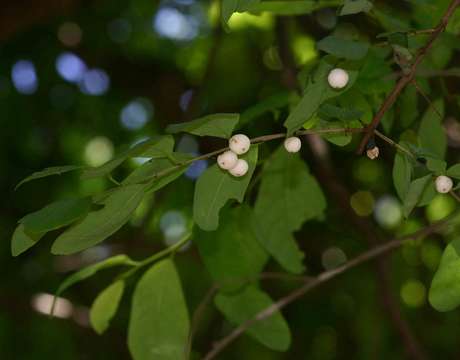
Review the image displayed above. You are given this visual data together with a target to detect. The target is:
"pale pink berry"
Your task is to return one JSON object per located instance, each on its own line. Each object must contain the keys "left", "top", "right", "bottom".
{"left": 284, "top": 137, "right": 302, "bottom": 153}
{"left": 435, "top": 175, "right": 453, "bottom": 194}
{"left": 229, "top": 159, "right": 249, "bottom": 177}
{"left": 229, "top": 134, "right": 251, "bottom": 155}
{"left": 217, "top": 150, "right": 238, "bottom": 170}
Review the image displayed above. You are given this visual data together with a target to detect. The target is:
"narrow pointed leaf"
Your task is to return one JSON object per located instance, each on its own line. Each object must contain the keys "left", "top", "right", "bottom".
{"left": 15, "top": 165, "right": 82, "bottom": 190}
{"left": 418, "top": 99, "right": 446, "bottom": 159}
{"left": 81, "top": 136, "right": 174, "bottom": 180}
{"left": 403, "top": 175, "right": 432, "bottom": 218}
{"left": 11, "top": 224, "right": 44, "bottom": 257}
{"left": 393, "top": 151, "right": 412, "bottom": 201}
{"left": 20, "top": 198, "right": 91, "bottom": 234}
{"left": 90, "top": 281, "right": 125, "bottom": 334}
{"left": 52, "top": 185, "right": 146, "bottom": 254}
{"left": 317, "top": 36, "right": 369, "bottom": 60}
{"left": 166, "top": 113, "right": 239, "bottom": 139}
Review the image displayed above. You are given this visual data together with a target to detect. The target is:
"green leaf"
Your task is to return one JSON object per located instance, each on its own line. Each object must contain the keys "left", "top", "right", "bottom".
{"left": 393, "top": 151, "right": 412, "bottom": 201}
{"left": 403, "top": 175, "right": 432, "bottom": 218}
{"left": 284, "top": 59, "right": 359, "bottom": 135}
{"left": 316, "top": 119, "right": 361, "bottom": 147}
{"left": 222, "top": 0, "right": 259, "bottom": 26}
{"left": 247, "top": 0, "right": 342, "bottom": 15}
{"left": 418, "top": 99, "right": 446, "bottom": 159}
{"left": 81, "top": 136, "right": 174, "bottom": 180}
{"left": 55, "top": 255, "right": 136, "bottom": 299}
{"left": 317, "top": 36, "right": 369, "bottom": 60}
{"left": 339, "top": 0, "right": 372, "bottom": 15}
{"left": 128, "top": 259, "right": 189, "bottom": 360}
{"left": 11, "top": 224, "right": 44, "bottom": 257}
{"left": 318, "top": 103, "right": 363, "bottom": 121}
{"left": 215, "top": 285, "right": 291, "bottom": 351}
{"left": 20, "top": 198, "right": 91, "bottom": 234}
{"left": 51, "top": 184, "right": 146, "bottom": 254}
{"left": 166, "top": 113, "right": 239, "bottom": 139}
{"left": 193, "top": 147, "right": 258, "bottom": 231}
{"left": 399, "top": 86, "right": 418, "bottom": 128}
{"left": 253, "top": 147, "right": 326, "bottom": 273}
{"left": 15, "top": 165, "right": 82, "bottom": 190}
{"left": 447, "top": 164, "right": 460, "bottom": 179}
{"left": 122, "top": 153, "right": 192, "bottom": 190}
{"left": 195, "top": 206, "right": 268, "bottom": 291}
{"left": 426, "top": 158, "right": 447, "bottom": 174}
{"left": 429, "top": 238, "right": 460, "bottom": 311}
{"left": 239, "top": 91, "right": 291, "bottom": 128}
{"left": 90, "top": 281, "right": 125, "bottom": 334}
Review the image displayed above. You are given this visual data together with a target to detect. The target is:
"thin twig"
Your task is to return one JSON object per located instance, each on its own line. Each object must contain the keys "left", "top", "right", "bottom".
{"left": 411, "top": 79, "right": 443, "bottom": 119}
{"left": 203, "top": 214, "right": 456, "bottom": 359}
{"left": 357, "top": 0, "right": 460, "bottom": 154}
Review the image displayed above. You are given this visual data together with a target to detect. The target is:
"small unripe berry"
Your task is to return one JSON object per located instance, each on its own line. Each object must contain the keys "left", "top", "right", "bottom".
{"left": 228, "top": 159, "right": 248, "bottom": 177}
{"left": 284, "top": 137, "right": 302, "bottom": 153}
{"left": 435, "top": 175, "right": 453, "bottom": 194}
{"left": 217, "top": 150, "right": 238, "bottom": 170}
{"left": 327, "top": 68, "right": 349, "bottom": 89}
{"left": 229, "top": 134, "right": 251, "bottom": 155}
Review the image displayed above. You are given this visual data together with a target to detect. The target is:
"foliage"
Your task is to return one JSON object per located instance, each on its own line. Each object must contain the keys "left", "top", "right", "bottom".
{"left": 4, "top": 0, "right": 460, "bottom": 359}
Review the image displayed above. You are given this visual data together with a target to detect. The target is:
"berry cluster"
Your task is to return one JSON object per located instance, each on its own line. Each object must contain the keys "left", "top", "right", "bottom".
{"left": 218, "top": 134, "right": 304, "bottom": 177}
{"left": 217, "top": 134, "right": 251, "bottom": 177}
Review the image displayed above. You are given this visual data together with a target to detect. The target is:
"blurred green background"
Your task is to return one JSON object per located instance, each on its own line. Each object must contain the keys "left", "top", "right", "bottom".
{"left": 2, "top": 0, "right": 460, "bottom": 359}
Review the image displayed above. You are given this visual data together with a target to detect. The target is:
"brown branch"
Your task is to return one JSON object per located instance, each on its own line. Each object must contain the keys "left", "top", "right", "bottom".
{"left": 357, "top": 0, "right": 460, "bottom": 154}
{"left": 203, "top": 214, "right": 455, "bottom": 360}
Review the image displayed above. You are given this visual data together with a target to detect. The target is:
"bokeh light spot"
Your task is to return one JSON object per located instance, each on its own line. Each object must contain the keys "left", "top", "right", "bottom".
{"left": 350, "top": 191, "right": 375, "bottom": 217}
{"left": 185, "top": 159, "right": 207, "bottom": 180}
{"left": 374, "top": 195, "right": 402, "bottom": 229}
{"left": 153, "top": 7, "right": 199, "bottom": 41}
{"left": 80, "top": 69, "right": 110, "bottom": 95}
{"left": 228, "top": 12, "right": 274, "bottom": 30}
{"left": 84, "top": 136, "right": 114, "bottom": 167}
{"left": 321, "top": 247, "right": 347, "bottom": 270}
{"left": 293, "top": 35, "right": 317, "bottom": 65}
{"left": 421, "top": 241, "right": 442, "bottom": 270}
{"left": 107, "top": 18, "right": 132, "bottom": 43}
{"left": 58, "top": 22, "right": 82, "bottom": 47}
{"left": 56, "top": 52, "right": 86, "bottom": 83}
{"left": 120, "top": 98, "right": 153, "bottom": 130}
{"left": 426, "top": 194, "right": 456, "bottom": 222}
{"left": 401, "top": 280, "right": 426, "bottom": 308}
{"left": 11, "top": 60, "right": 38, "bottom": 94}
{"left": 177, "top": 135, "right": 199, "bottom": 154}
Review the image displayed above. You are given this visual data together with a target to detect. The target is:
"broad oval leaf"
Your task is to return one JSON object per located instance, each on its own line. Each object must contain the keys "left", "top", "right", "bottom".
{"left": 15, "top": 165, "right": 83, "bottom": 190}
{"left": 430, "top": 238, "right": 460, "bottom": 311}
{"left": 393, "top": 151, "right": 412, "bottom": 201}
{"left": 247, "top": 0, "right": 341, "bottom": 15}
{"left": 418, "top": 99, "right": 446, "bottom": 159}
{"left": 11, "top": 224, "right": 44, "bottom": 257}
{"left": 317, "top": 36, "right": 369, "bottom": 60}
{"left": 90, "top": 280, "right": 125, "bottom": 334}
{"left": 166, "top": 113, "right": 239, "bottom": 139}
{"left": 340, "top": 0, "right": 373, "bottom": 15}
{"left": 20, "top": 198, "right": 91, "bottom": 234}
{"left": 403, "top": 175, "right": 432, "bottom": 218}
{"left": 51, "top": 184, "right": 147, "bottom": 254}
{"left": 193, "top": 146, "right": 258, "bottom": 231}
{"left": 447, "top": 164, "right": 460, "bottom": 179}
{"left": 195, "top": 206, "right": 268, "bottom": 291}
{"left": 128, "top": 259, "right": 189, "bottom": 360}
{"left": 253, "top": 146, "right": 325, "bottom": 273}
{"left": 215, "top": 285, "right": 291, "bottom": 351}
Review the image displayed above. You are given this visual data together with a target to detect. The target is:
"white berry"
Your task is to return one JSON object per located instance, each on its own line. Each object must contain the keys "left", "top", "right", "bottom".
{"left": 229, "top": 134, "right": 251, "bottom": 155}
{"left": 284, "top": 137, "right": 302, "bottom": 153}
{"left": 327, "top": 68, "right": 349, "bottom": 89}
{"left": 217, "top": 150, "right": 238, "bottom": 170}
{"left": 435, "top": 175, "right": 453, "bottom": 194}
{"left": 228, "top": 159, "right": 248, "bottom": 177}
